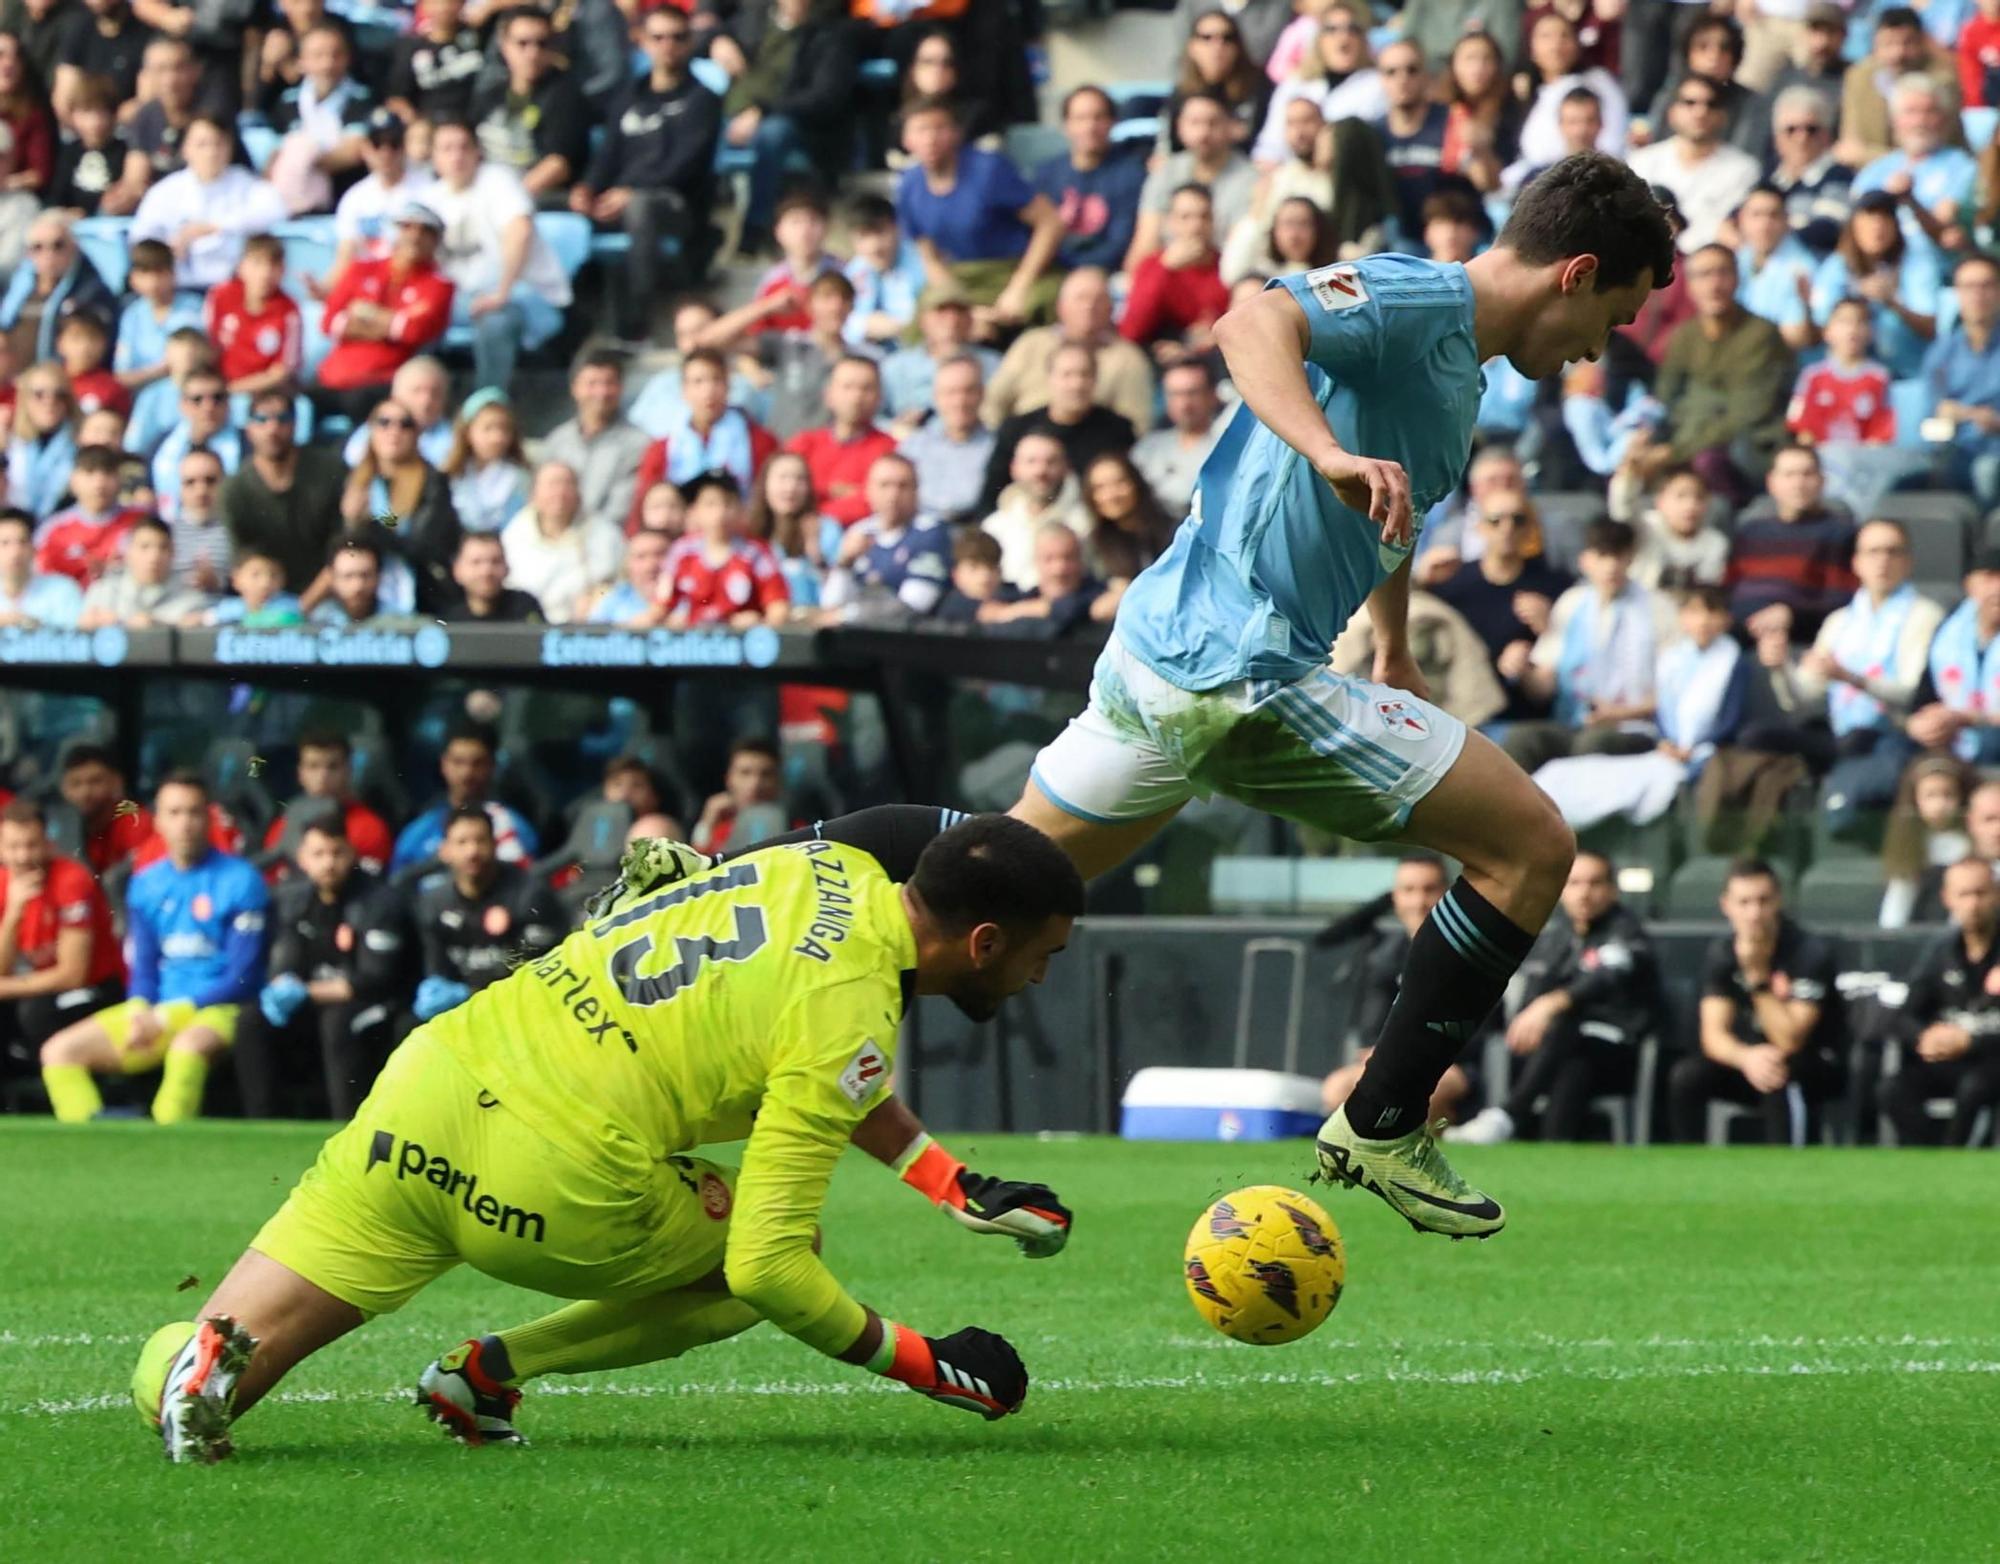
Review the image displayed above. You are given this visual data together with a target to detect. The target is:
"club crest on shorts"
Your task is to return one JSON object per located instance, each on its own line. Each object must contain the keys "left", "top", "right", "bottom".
{"left": 1306, "top": 263, "right": 1368, "bottom": 312}
{"left": 1375, "top": 699, "right": 1428, "bottom": 738}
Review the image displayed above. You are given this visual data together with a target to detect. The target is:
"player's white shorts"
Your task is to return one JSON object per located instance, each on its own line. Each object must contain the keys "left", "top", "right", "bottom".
{"left": 1030, "top": 634, "right": 1467, "bottom": 841}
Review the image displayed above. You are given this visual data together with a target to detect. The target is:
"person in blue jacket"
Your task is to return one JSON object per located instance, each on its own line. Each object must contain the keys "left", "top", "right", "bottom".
{"left": 40, "top": 771, "right": 268, "bottom": 1123}
{"left": 388, "top": 719, "right": 540, "bottom": 876}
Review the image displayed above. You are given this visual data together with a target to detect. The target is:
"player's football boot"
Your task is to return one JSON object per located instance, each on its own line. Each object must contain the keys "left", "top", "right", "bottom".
{"left": 1314, "top": 1106, "right": 1506, "bottom": 1240}
{"left": 417, "top": 1336, "right": 524, "bottom": 1447}
{"left": 582, "top": 837, "right": 715, "bottom": 921}
{"left": 156, "top": 1315, "right": 258, "bottom": 1463}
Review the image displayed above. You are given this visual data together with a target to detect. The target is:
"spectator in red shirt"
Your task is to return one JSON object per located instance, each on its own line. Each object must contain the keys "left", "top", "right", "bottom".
{"left": 1962, "top": 0, "right": 2000, "bottom": 110}
{"left": 54, "top": 312, "right": 127, "bottom": 418}
{"left": 1118, "top": 183, "right": 1229, "bottom": 363}
{"left": 1787, "top": 296, "right": 1896, "bottom": 444}
{"left": 783, "top": 355, "right": 896, "bottom": 526}
{"left": 690, "top": 736, "right": 791, "bottom": 856}
{"left": 207, "top": 234, "right": 304, "bottom": 399}
{"left": 628, "top": 348, "right": 779, "bottom": 530}
{"left": 653, "top": 469, "right": 791, "bottom": 629}
{"left": 33, "top": 444, "right": 143, "bottom": 585}
{"left": 316, "top": 201, "right": 455, "bottom": 418}
{"left": 260, "top": 730, "right": 395, "bottom": 877}
{"left": 0, "top": 797, "right": 124, "bottom": 1068}
{"left": 711, "top": 190, "right": 840, "bottom": 339}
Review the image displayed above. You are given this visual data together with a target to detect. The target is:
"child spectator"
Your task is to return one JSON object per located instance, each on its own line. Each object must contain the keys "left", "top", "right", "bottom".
{"left": 114, "top": 240, "right": 203, "bottom": 398}
{"left": 975, "top": 520, "right": 1108, "bottom": 635}
{"left": 1631, "top": 464, "right": 1730, "bottom": 590}
{"left": 690, "top": 737, "right": 790, "bottom": 857}
{"left": 47, "top": 74, "right": 128, "bottom": 216}
{"left": 125, "top": 326, "right": 214, "bottom": 461}
{"left": 78, "top": 514, "right": 210, "bottom": 626}
{"left": 1879, "top": 755, "right": 1974, "bottom": 928}
{"left": 936, "top": 526, "right": 1018, "bottom": 625}
{"left": 653, "top": 470, "right": 789, "bottom": 630}
{"left": 54, "top": 311, "right": 125, "bottom": 417}
{"left": 1118, "top": 183, "right": 1228, "bottom": 362}
{"left": 842, "top": 193, "right": 926, "bottom": 350}
{"left": 745, "top": 452, "right": 833, "bottom": 606}
{"left": 205, "top": 233, "right": 303, "bottom": 399}
{"left": 33, "top": 442, "right": 143, "bottom": 583}
{"left": 0, "top": 506, "right": 84, "bottom": 626}
{"left": 728, "top": 191, "right": 839, "bottom": 339}
{"left": 442, "top": 388, "right": 530, "bottom": 535}
{"left": 199, "top": 549, "right": 303, "bottom": 626}
{"left": 1789, "top": 297, "right": 1896, "bottom": 445}
{"left": 635, "top": 480, "right": 687, "bottom": 539}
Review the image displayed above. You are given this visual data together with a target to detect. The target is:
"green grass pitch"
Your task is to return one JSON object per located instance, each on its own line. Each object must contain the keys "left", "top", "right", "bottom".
{"left": 5, "top": 1121, "right": 2000, "bottom": 1563}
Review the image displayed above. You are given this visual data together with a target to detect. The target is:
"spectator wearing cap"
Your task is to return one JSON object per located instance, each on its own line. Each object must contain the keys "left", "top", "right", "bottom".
{"left": 316, "top": 201, "right": 456, "bottom": 418}
{"left": 1850, "top": 74, "right": 1978, "bottom": 254}
{"left": 880, "top": 286, "right": 999, "bottom": 424}
{"left": 383, "top": 0, "right": 486, "bottom": 158}
{"left": 1766, "top": 84, "right": 1853, "bottom": 256}
{"left": 0, "top": 210, "right": 115, "bottom": 365}
{"left": 784, "top": 355, "right": 897, "bottom": 527}
{"left": 1921, "top": 252, "right": 2000, "bottom": 506}
{"left": 982, "top": 267, "right": 1157, "bottom": 435}
{"left": 263, "top": 22, "right": 377, "bottom": 216}
{"left": 130, "top": 116, "right": 288, "bottom": 291}
{"left": 897, "top": 352, "right": 995, "bottom": 526}
{"left": 469, "top": 6, "right": 589, "bottom": 207}
{"left": 541, "top": 350, "right": 650, "bottom": 536}
{"left": 898, "top": 95, "right": 1066, "bottom": 333}
{"left": 714, "top": 0, "right": 862, "bottom": 248}
{"left": 629, "top": 347, "right": 779, "bottom": 528}
{"left": 1033, "top": 85, "right": 1148, "bottom": 275}
{"left": 1835, "top": 7, "right": 1964, "bottom": 171}
{"left": 425, "top": 118, "right": 572, "bottom": 393}
{"left": 568, "top": 6, "right": 721, "bottom": 341}
{"left": 499, "top": 461, "right": 622, "bottom": 624}
{"left": 1130, "top": 358, "right": 1226, "bottom": 519}
{"left": 330, "top": 109, "right": 438, "bottom": 282}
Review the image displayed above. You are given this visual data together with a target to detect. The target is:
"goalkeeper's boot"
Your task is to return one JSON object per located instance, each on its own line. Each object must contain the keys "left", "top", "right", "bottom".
{"left": 1314, "top": 1105, "right": 1505, "bottom": 1240}
{"left": 157, "top": 1315, "right": 257, "bottom": 1463}
{"left": 583, "top": 837, "right": 715, "bottom": 921}
{"left": 417, "top": 1336, "right": 524, "bottom": 1446}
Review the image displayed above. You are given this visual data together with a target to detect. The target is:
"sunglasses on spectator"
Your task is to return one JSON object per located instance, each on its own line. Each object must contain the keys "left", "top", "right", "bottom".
{"left": 374, "top": 414, "right": 417, "bottom": 430}
{"left": 247, "top": 410, "right": 293, "bottom": 424}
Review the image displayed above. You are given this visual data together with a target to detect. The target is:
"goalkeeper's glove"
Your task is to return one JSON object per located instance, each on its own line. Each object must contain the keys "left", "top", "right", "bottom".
{"left": 868, "top": 1322, "right": 1027, "bottom": 1421}
{"left": 896, "top": 1135, "right": 1072, "bottom": 1258}
{"left": 413, "top": 975, "right": 472, "bottom": 1020}
{"left": 259, "top": 974, "right": 309, "bottom": 1027}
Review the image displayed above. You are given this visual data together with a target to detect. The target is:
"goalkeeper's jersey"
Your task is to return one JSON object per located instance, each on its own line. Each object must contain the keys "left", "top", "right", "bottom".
{"left": 427, "top": 840, "right": 912, "bottom": 1351}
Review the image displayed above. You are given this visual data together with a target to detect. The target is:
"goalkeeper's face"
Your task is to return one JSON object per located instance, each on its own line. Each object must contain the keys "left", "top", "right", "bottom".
{"left": 945, "top": 915, "right": 1074, "bottom": 1021}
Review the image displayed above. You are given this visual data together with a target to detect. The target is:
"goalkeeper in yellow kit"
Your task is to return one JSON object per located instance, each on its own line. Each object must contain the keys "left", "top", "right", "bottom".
{"left": 135, "top": 813, "right": 1084, "bottom": 1463}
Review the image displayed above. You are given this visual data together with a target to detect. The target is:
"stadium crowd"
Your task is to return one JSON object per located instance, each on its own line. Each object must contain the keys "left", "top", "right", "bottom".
{"left": 2, "top": 0, "right": 2000, "bottom": 1137}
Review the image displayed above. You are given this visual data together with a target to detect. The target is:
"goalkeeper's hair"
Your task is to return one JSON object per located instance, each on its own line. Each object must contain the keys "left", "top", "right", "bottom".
{"left": 910, "top": 815, "right": 1084, "bottom": 935}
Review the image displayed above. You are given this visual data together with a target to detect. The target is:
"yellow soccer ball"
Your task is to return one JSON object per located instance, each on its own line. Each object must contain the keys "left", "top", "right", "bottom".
{"left": 1184, "top": 1185, "right": 1345, "bottom": 1345}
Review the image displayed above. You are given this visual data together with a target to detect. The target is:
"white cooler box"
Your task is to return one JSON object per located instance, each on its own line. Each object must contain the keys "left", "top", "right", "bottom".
{"left": 1120, "top": 1067, "right": 1325, "bottom": 1141}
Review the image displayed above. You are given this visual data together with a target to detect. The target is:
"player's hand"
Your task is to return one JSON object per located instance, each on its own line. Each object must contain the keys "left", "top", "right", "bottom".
{"left": 878, "top": 1324, "right": 1028, "bottom": 1420}
{"left": 1317, "top": 449, "right": 1412, "bottom": 547}
{"left": 260, "top": 974, "right": 309, "bottom": 1027}
{"left": 1372, "top": 644, "right": 1429, "bottom": 702}
{"left": 944, "top": 1170, "right": 1073, "bottom": 1258}
{"left": 414, "top": 976, "right": 472, "bottom": 1021}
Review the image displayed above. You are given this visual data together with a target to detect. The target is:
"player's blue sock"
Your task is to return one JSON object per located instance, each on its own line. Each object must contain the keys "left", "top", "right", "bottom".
{"left": 1343, "top": 878, "right": 1536, "bottom": 1139}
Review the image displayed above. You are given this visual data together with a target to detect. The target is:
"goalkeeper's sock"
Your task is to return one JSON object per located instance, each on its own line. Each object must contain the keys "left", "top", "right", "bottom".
{"left": 1342, "top": 877, "right": 1535, "bottom": 1139}
{"left": 150, "top": 1050, "right": 211, "bottom": 1125}
{"left": 719, "top": 804, "right": 969, "bottom": 879}
{"left": 493, "top": 1290, "right": 760, "bottom": 1381}
{"left": 42, "top": 1063, "right": 101, "bottom": 1123}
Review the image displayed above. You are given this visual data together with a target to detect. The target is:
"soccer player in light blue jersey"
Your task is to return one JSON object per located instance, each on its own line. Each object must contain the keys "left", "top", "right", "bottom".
{"left": 1016, "top": 154, "right": 1678, "bottom": 1238}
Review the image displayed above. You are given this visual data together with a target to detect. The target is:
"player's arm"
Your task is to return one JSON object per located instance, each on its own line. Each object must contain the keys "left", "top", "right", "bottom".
{"left": 1748, "top": 987, "right": 1821, "bottom": 1057}
{"left": 0, "top": 925, "right": 92, "bottom": 998}
{"left": 1697, "top": 995, "right": 1754, "bottom": 1067}
{"left": 127, "top": 893, "right": 162, "bottom": 1005}
{"left": 1210, "top": 283, "right": 1412, "bottom": 544}
{"left": 726, "top": 986, "right": 1027, "bottom": 1418}
{"left": 1364, "top": 556, "right": 1426, "bottom": 698}
{"left": 849, "top": 1094, "right": 1072, "bottom": 1257}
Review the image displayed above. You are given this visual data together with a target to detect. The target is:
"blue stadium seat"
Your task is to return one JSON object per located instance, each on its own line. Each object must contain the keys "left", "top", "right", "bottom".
{"left": 72, "top": 216, "right": 130, "bottom": 294}
{"left": 534, "top": 211, "right": 592, "bottom": 279}
{"left": 271, "top": 217, "right": 337, "bottom": 291}
{"left": 1110, "top": 116, "right": 1159, "bottom": 145}
{"left": 239, "top": 123, "right": 281, "bottom": 173}
{"left": 1966, "top": 107, "right": 1997, "bottom": 150}
{"left": 1103, "top": 80, "right": 1169, "bottom": 120}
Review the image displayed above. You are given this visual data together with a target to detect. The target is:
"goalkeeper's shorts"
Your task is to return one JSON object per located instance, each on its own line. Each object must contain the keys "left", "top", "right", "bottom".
{"left": 252, "top": 1028, "right": 738, "bottom": 1317}
{"left": 99, "top": 997, "right": 241, "bottom": 1070}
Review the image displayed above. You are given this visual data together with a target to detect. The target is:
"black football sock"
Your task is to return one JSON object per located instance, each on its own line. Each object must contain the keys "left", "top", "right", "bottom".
{"left": 1341, "top": 877, "right": 1538, "bottom": 1139}
{"left": 717, "top": 804, "right": 970, "bottom": 880}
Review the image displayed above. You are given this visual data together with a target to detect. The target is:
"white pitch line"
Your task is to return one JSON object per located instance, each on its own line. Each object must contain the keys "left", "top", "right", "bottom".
{"left": 13, "top": 1355, "right": 2000, "bottom": 1420}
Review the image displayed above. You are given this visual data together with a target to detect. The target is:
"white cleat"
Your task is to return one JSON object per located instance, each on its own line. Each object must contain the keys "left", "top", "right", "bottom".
{"left": 159, "top": 1315, "right": 257, "bottom": 1464}
{"left": 1443, "top": 1106, "right": 1517, "bottom": 1146}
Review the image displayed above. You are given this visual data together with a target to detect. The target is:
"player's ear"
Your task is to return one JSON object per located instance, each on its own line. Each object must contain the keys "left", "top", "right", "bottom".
{"left": 967, "top": 921, "right": 1003, "bottom": 968}
{"left": 1559, "top": 255, "right": 1600, "bottom": 295}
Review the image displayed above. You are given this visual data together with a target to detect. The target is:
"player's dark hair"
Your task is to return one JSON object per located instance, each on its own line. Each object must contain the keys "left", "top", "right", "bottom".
{"left": 1582, "top": 518, "right": 1637, "bottom": 556}
{"left": 1497, "top": 152, "right": 1677, "bottom": 293}
{"left": 298, "top": 729, "right": 351, "bottom": 758}
{"left": 444, "top": 719, "right": 498, "bottom": 756}
{"left": 1725, "top": 856, "right": 1781, "bottom": 889}
{"left": 61, "top": 743, "right": 118, "bottom": 775}
{"left": 1, "top": 796, "right": 45, "bottom": 828}
{"left": 909, "top": 814, "right": 1086, "bottom": 935}
{"left": 444, "top": 803, "right": 495, "bottom": 837}
{"left": 156, "top": 768, "right": 209, "bottom": 805}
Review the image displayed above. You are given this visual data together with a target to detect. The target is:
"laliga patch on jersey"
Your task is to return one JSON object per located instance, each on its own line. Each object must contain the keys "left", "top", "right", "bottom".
{"left": 1306, "top": 263, "right": 1368, "bottom": 312}
{"left": 838, "top": 1038, "right": 889, "bottom": 1104}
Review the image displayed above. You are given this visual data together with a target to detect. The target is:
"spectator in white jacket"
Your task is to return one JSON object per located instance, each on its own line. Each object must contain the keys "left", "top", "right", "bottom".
{"left": 130, "top": 118, "right": 289, "bottom": 291}
{"left": 498, "top": 461, "right": 622, "bottom": 624}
